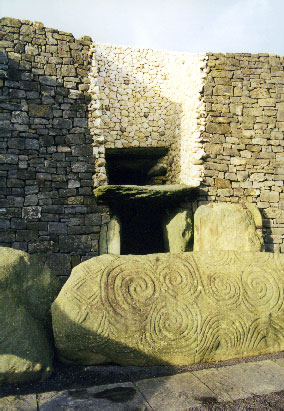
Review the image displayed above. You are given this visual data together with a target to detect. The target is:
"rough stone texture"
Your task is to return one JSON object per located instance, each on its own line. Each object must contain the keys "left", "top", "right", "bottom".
{"left": 194, "top": 203, "right": 264, "bottom": 252}
{"left": 192, "top": 360, "right": 284, "bottom": 402}
{"left": 99, "top": 215, "right": 121, "bottom": 255}
{"left": 37, "top": 382, "right": 149, "bottom": 410}
{"left": 52, "top": 251, "right": 284, "bottom": 366}
{"left": 0, "top": 394, "right": 37, "bottom": 410}
{"left": 89, "top": 44, "right": 206, "bottom": 187}
{"left": 200, "top": 53, "right": 284, "bottom": 253}
{"left": 0, "top": 17, "right": 100, "bottom": 266}
{"left": 107, "top": 215, "right": 121, "bottom": 255}
{"left": 163, "top": 207, "right": 193, "bottom": 252}
{"left": 94, "top": 184, "right": 195, "bottom": 204}
{"left": 1, "top": 17, "right": 284, "bottom": 262}
{"left": 0, "top": 247, "right": 60, "bottom": 384}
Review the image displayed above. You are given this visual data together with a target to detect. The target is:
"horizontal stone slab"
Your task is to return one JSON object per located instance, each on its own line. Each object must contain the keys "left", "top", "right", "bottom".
{"left": 93, "top": 184, "right": 195, "bottom": 204}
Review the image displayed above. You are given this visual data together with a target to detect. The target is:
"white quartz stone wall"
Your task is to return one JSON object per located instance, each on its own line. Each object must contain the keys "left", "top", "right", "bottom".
{"left": 88, "top": 43, "right": 206, "bottom": 186}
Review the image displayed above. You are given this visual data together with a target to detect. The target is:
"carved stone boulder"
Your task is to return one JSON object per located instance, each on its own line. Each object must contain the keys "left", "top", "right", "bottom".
{"left": 194, "top": 203, "right": 264, "bottom": 251}
{"left": 0, "top": 247, "right": 60, "bottom": 385}
{"left": 52, "top": 251, "right": 284, "bottom": 366}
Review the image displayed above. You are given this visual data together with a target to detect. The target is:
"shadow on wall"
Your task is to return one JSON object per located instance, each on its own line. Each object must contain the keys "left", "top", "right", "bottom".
{"left": 0, "top": 50, "right": 101, "bottom": 271}
{"left": 91, "top": 47, "right": 183, "bottom": 187}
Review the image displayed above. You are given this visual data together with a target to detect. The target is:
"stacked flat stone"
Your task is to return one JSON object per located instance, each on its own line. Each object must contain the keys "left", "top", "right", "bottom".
{"left": 199, "top": 53, "right": 284, "bottom": 253}
{"left": 1, "top": 17, "right": 284, "bottom": 264}
{"left": 0, "top": 17, "right": 102, "bottom": 280}
{"left": 89, "top": 43, "right": 207, "bottom": 187}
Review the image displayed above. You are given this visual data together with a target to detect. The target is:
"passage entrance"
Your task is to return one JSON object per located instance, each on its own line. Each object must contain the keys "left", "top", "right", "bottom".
{"left": 118, "top": 203, "right": 164, "bottom": 255}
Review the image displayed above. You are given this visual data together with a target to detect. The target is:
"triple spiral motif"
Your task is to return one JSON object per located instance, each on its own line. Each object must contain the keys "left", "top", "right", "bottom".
{"left": 56, "top": 251, "right": 284, "bottom": 364}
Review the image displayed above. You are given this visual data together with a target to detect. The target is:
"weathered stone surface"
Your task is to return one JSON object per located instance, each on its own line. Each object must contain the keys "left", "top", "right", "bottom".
{"left": 0, "top": 247, "right": 60, "bottom": 385}
{"left": 163, "top": 208, "right": 193, "bottom": 252}
{"left": 107, "top": 216, "right": 121, "bottom": 255}
{"left": 0, "top": 17, "right": 95, "bottom": 260}
{"left": 99, "top": 216, "right": 121, "bottom": 255}
{"left": 52, "top": 251, "right": 284, "bottom": 366}
{"left": 193, "top": 360, "right": 284, "bottom": 402}
{"left": 37, "top": 382, "right": 148, "bottom": 410}
{"left": 0, "top": 394, "right": 37, "bottom": 410}
{"left": 94, "top": 185, "right": 195, "bottom": 204}
{"left": 194, "top": 203, "right": 264, "bottom": 252}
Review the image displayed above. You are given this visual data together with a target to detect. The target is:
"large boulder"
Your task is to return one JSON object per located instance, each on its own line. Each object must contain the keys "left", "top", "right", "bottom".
{"left": 0, "top": 247, "right": 61, "bottom": 385}
{"left": 52, "top": 251, "right": 284, "bottom": 366}
{"left": 194, "top": 203, "right": 264, "bottom": 251}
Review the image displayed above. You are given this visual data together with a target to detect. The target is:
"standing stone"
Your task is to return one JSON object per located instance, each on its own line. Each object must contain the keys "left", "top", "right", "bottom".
{"left": 108, "top": 216, "right": 121, "bottom": 255}
{"left": 99, "top": 216, "right": 121, "bottom": 255}
{"left": 0, "top": 247, "right": 60, "bottom": 385}
{"left": 193, "top": 203, "right": 264, "bottom": 252}
{"left": 163, "top": 208, "right": 193, "bottom": 252}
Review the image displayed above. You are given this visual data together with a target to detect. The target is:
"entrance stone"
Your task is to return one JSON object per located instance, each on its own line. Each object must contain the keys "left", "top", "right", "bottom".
{"left": 52, "top": 251, "right": 284, "bottom": 366}
{"left": 193, "top": 203, "right": 264, "bottom": 251}
{"left": 0, "top": 247, "right": 60, "bottom": 385}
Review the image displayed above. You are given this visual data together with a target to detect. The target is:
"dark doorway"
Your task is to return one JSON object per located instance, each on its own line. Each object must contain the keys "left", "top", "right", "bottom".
{"left": 118, "top": 203, "right": 165, "bottom": 255}
{"left": 105, "top": 147, "right": 168, "bottom": 185}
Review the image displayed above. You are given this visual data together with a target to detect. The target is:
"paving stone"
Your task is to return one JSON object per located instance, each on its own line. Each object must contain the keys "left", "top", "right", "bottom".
{"left": 37, "top": 382, "right": 150, "bottom": 410}
{"left": 135, "top": 372, "right": 215, "bottom": 410}
{"left": 192, "top": 360, "right": 284, "bottom": 402}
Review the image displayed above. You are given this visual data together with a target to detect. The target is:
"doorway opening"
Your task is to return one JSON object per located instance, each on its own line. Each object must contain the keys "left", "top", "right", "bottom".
{"left": 105, "top": 147, "right": 168, "bottom": 185}
{"left": 118, "top": 203, "right": 165, "bottom": 255}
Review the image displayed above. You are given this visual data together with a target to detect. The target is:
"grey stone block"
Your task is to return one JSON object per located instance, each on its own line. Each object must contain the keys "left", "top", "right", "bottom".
{"left": 22, "top": 206, "right": 42, "bottom": 221}
{"left": 135, "top": 372, "right": 214, "bottom": 409}
{"left": 38, "top": 382, "right": 149, "bottom": 410}
{"left": 192, "top": 360, "right": 284, "bottom": 401}
{"left": 48, "top": 222, "right": 67, "bottom": 234}
{"left": 53, "top": 118, "right": 72, "bottom": 128}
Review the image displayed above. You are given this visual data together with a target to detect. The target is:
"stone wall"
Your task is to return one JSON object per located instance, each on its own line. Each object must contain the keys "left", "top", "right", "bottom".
{"left": 89, "top": 43, "right": 206, "bottom": 186}
{"left": 1, "top": 17, "right": 284, "bottom": 266}
{"left": 199, "top": 53, "right": 284, "bottom": 252}
{"left": 0, "top": 17, "right": 100, "bottom": 280}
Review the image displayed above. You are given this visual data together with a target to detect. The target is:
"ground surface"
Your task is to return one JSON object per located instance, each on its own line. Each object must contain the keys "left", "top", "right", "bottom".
{"left": 2, "top": 351, "right": 284, "bottom": 409}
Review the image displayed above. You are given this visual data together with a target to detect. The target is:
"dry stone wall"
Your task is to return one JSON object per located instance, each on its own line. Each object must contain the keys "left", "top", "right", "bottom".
{"left": 89, "top": 43, "right": 206, "bottom": 186}
{"left": 0, "top": 17, "right": 100, "bottom": 280}
{"left": 199, "top": 53, "right": 284, "bottom": 252}
{"left": 1, "top": 17, "right": 283, "bottom": 265}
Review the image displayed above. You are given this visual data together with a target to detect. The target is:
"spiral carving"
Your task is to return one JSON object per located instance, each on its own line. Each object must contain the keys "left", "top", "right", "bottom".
{"left": 196, "top": 250, "right": 238, "bottom": 268}
{"left": 52, "top": 250, "right": 284, "bottom": 366}
{"left": 242, "top": 267, "right": 283, "bottom": 314}
{"left": 207, "top": 271, "right": 241, "bottom": 307}
{"left": 146, "top": 301, "right": 199, "bottom": 354}
{"left": 100, "top": 259, "right": 158, "bottom": 329}
{"left": 235, "top": 251, "right": 273, "bottom": 266}
{"left": 159, "top": 255, "right": 202, "bottom": 300}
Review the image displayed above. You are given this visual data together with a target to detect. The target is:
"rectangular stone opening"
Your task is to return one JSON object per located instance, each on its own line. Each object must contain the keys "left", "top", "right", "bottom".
{"left": 105, "top": 147, "right": 168, "bottom": 185}
{"left": 119, "top": 203, "right": 165, "bottom": 255}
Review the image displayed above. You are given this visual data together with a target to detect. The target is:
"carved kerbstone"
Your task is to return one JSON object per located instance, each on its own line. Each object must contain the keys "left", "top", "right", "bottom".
{"left": 52, "top": 251, "right": 284, "bottom": 366}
